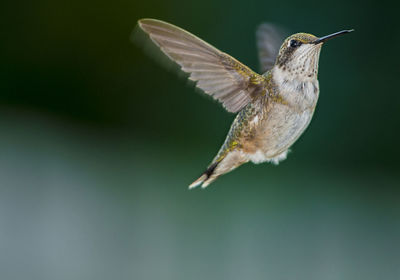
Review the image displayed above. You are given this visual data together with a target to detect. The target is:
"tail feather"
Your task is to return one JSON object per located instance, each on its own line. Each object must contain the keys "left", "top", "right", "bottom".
{"left": 188, "top": 174, "right": 207, "bottom": 189}
{"left": 188, "top": 162, "right": 219, "bottom": 189}
{"left": 200, "top": 177, "right": 216, "bottom": 188}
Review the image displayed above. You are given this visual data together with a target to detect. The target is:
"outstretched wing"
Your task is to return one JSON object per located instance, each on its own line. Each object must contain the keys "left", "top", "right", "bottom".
{"left": 256, "top": 23, "right": 286, "bottom": 73}
{"left": 137, "top": 19, "right": 267, "bottom": 113}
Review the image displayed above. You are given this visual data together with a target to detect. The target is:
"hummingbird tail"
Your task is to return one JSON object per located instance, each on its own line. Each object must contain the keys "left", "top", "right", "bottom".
{"left": 188, "top": 162, "right": 219, "bottom": 189}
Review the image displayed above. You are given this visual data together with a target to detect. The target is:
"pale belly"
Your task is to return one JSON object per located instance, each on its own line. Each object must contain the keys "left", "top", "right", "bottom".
{"left": 244, "top": 71, "right": 319, "bottom": 164}
{"left": 248, "top": 103, "right": 315, "bottom": 163}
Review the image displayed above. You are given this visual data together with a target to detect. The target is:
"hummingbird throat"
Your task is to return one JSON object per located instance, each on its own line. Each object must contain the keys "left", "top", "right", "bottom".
{"left": 272, "top": 64, "right": 320, "bottom": 109}
{"left": 277, "top": 44, "right": 322, "bottom": 80}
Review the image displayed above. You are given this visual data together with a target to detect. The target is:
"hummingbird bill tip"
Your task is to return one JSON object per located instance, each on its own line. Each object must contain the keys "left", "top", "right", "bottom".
{"left": 313, "top": 29, "right": 354, "bottom": 44}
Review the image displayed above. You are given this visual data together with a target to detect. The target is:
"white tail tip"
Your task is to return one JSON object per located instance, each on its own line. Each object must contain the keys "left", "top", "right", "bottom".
{"left": 201, "top": 181, "right": 211, "bottom": 188}
{"left": 188, "top": 174, "right": 207, "bottom": 189}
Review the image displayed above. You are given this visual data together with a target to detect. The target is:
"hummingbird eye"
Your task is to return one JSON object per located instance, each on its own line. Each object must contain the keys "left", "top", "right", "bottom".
{"left": 289, "top": 39, "right": 302, "bottom": 48}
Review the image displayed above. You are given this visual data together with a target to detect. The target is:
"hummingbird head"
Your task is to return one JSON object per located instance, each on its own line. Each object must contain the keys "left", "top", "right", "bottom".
{"left": 275, "top": 30, "right": 353, "bottom": 79}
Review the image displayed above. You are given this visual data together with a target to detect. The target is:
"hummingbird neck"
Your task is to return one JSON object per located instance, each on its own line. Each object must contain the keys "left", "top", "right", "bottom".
{"left": 271, "top": 66, "right": 319, "bottom": 108}
{"left": 272, "top": 65, "right": 318, "bottom": 85}
{"left": 274, "top": 44, "right": 322, "bottom": 80}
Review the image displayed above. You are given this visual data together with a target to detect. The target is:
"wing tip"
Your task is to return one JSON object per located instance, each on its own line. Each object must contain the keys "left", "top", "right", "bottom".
{"left": 138, "top": 18, "right": 175, "bottom": 32}
{"left": 138, "top": 18, "right": 158, "bottom": 25}
{"left": 137, "top": 18, "right": 164, "bottom": 33}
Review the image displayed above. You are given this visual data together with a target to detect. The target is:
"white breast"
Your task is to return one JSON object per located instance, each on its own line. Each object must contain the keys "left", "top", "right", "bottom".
{"left": 248, "top": 67, "right": 320, "bottom": 164}
{"left": 272, "top": 67, "right": 319, "bottom": 109}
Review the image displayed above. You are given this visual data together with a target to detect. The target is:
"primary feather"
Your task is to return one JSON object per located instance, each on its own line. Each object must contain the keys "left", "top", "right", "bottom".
{"left": 138, "top": 19, "right": 267, "bottom": 113}
{"left": 256, "top": 23, "right": 286, "bottom": 73}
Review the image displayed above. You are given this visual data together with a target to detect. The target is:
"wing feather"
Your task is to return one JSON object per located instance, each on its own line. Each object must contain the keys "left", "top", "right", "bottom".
{"left": 138, "top": 19, "right": 267, "bottom": 113}
{"left": 256, "top": 23, "right": 286, "bottom": 73}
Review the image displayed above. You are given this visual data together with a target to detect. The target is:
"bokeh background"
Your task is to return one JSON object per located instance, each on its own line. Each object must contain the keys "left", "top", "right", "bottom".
{"left": 1, "top": 0, "right": 399, "bottom": 279}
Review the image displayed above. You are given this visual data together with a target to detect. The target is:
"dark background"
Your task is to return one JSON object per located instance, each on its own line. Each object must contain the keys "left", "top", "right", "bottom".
{"left": 1, "top": 0, "right": 399, "bottom": 279}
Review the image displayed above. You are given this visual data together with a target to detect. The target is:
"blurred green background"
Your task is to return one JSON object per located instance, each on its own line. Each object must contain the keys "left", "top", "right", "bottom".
{"left": 1, "top": 0, "right": 399, "bottom": 279}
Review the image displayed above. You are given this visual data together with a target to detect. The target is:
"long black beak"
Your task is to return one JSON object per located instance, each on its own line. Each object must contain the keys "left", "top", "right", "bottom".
{"left": 313, "top": 29, "right": 354, "bottom": 44}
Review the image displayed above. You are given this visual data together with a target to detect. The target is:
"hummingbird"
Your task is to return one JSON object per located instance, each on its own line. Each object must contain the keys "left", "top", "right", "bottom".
{"left": 136, "top": 19, "right": 353, "bottom": 189}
